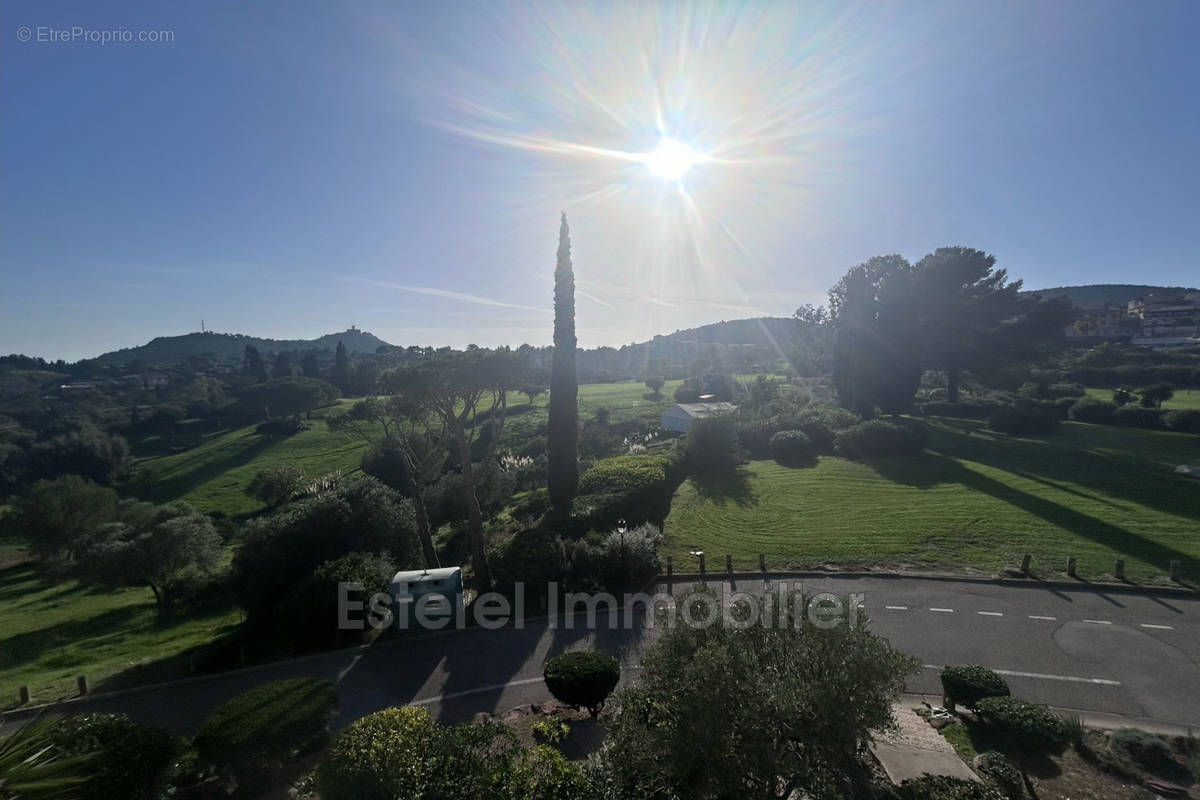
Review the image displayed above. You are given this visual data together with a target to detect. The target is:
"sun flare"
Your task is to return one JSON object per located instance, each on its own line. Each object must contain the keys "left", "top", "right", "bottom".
{"left": 642, "top": 138, "right": 706, "bottom": 182}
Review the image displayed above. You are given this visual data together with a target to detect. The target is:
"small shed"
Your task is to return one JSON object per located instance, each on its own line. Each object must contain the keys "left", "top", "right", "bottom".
{"left": 660, "top": 401, "right": 737, "bottom": 433}
{"left": 388, "top": 566, "right": 463, "bottom": 629}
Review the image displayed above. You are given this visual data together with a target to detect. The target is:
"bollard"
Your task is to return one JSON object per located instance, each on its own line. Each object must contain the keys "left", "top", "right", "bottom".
{"left": 1020, "top": 553, "right": 1032, "bottom": 574}
{"left": 698, "top": 553, "right": 706, "bottom": 575}
{"left": 666, "top": 556, "right": 674, "bottom": 595}
{"left": 1114, "top": 559, "right": 1125, "bottom": 580}
{"left": 726, "top": 554, "right": 733, "bottom": 575}
{"left": 1170, "top": 560, "right": 1180, "bottom": 582}
{"left": 76, "top": 675, "right": 89, "bottom": 695}
{"left": 1067, "top": 556, "right": 1077, "bottom": 578}
{"left": 759, "top": 553, "right": 766, "bottom": 573}
{"left": 18, "top": 686, "right": 30, "bottom": 705}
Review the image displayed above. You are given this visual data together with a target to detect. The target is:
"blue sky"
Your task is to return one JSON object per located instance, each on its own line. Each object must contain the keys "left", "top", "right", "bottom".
{"left": 2, "top": 1, "right": 1198, "bottom": 361}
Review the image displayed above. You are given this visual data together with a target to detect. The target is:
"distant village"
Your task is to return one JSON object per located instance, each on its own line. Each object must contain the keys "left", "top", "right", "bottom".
{"left": 1067, "top": 290, "right": 1200, "bottom": 348}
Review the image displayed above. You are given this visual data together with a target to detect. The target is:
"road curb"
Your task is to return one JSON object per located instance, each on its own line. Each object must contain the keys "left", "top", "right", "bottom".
{"left": 657, "top": 569, "right": 1198, "bottom": 596}
{"left": 899, "top": 693, "right": 1199, "bottom": 737}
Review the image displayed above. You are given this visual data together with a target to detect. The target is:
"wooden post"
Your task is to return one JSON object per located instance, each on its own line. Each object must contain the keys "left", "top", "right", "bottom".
{"left": 726, "top": 554, "right": 733, "bottom": 575}
{"left": 1067, "top": 556, "right": 1077, "bottom": 578}
{"left": 1170, "top": 560, "right": 1181, "bottom": 582}
{"left": 666, "top": 556, "right": 673, "bottom": 581}
{"left": 759, "top": 553, "right": 766, "bottom": 573}
{"left": 698, "top": 553, "right": 706, "bottom": 575}
{"left": 1114, "top": 558, "right": 1125, "bottom": 580}
{"left": 76, "top": 675, "right": 89, "bottom": 695}
{"left": 1020, "top": 554, "right": 1032, "bottom": 574}
{"left": 18, "top": 686, "right": 30, "bottom": 705}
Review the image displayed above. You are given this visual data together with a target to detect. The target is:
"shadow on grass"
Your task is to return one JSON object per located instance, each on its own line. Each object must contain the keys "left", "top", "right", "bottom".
{"left": 0, "top": 605, "right": 153, "bottom": 672}
{"left": 689, "top": 467, "right": 758, "bottom": 508}
{"left": 128, "top": 433, "right": 274, "bottom": 505}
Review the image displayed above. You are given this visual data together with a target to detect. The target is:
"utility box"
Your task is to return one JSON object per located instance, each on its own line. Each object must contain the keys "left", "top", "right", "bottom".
{"left": 389, "top": 567, "right": 463, "bottom": 630}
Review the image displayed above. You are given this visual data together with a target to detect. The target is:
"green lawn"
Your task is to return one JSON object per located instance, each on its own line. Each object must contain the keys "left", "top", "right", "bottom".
{"left": 0, "top": 563, "right": 241, "bottom": 708}
{"left": 664, "top": 418, "right": 1200, "bottom": 583}
{"left": 1084, "top": 387, "right": 1200, "bottom": 410}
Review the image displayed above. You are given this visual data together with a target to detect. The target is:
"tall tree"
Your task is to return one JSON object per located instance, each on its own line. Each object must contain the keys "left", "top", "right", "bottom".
{"left": 874, "top": 261, "right": 922, "bottom": 416}
{"left": 301, "top": 349, "right": 321, "bottom": 378}
{"left": 271, "top": 351, "right": 294, "bottom": 378}
{"left": 243, "top": 345, "right": 268, "bottom": 383}
{"left": 331, "top": 341, "right": 351, "bottom": 395}
{"left": 831, "top": 268, "right": 879, "bottom": 418}
{"left": 913, "top": 247, "right": 1024, "bottom": 402}
{"left": 547, "top": 214, "right": 579, "bottom": 508}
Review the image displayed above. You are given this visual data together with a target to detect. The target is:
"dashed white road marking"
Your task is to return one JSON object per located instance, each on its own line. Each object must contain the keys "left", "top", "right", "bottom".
{"left": 923, "top": 665, "right": 1120, "bottom": 686}
{"left": 884, "top": 605, "right": 909, "bottom": 610}
{"left": 977, "top": 611, "right": 1003, "bottom": 617}
{"left": 1140, "top": 624, "right": 1174, "bottom": 631}
{"left": 1029, "top": 615, "right": 1057, "bottom": 621}
{"left": 929, "top": 607, "right": 954, "bottom": 613}
{"left": 1083, "top": 619, "right": 1112, "bottom": 625}
{"left": 411, "top": 676, "right": 545, "bottom": 706}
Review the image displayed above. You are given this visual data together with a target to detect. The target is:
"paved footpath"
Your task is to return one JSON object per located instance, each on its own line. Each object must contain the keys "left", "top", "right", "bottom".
{"left": 3, "top": 576, "right": 1198, "bottom": 735}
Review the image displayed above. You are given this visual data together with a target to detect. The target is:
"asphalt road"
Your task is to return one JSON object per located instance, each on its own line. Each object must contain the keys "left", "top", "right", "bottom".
{"left": 3, "top": 576, "right": 1198, "bottom": 735}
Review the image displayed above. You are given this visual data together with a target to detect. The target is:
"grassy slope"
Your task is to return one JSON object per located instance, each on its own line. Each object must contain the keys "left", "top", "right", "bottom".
{"left": 1084, "top": 387, "right": 1200, "bottom": 410}
{"left": 129, "top": 380, "right": 684, "bottom": 515}
{"left": 0, "top": 563, "right": 241, "bottom": 707}
{"left": 664, "top": 418, "right": 1200, "bottom": 582}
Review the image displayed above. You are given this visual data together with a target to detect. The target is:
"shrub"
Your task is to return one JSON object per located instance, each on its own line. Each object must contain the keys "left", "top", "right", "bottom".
{"left": 598, "top": 522, "right": 661, "bottom": 589}
{"left": 490, "top": 529, "right": 564, "bottom": 595}
{"left": 245, "top": 465, "right": 304, "bottom": 507}
{"left": 1165, "top": 409, "right": 1200, "bottom": 434}
{"left": 314, "top": 706, "right": 440, "bottom": 800}
{"left": 1111, "top": 727, "right": 1173, "bottom": 768}
{"left": 987, "top": 406, "right": 1060, "bottom": 436}
{"left": 194, "top": 678, "right": 336, "bottom": 791}
{"left": 940, "top": 665, "right": 1010, "bottom": 710}
{"left": 543, "top": 651, "right": 621, "bottom": 717}
{"left": 579, "top": 455, "right": 669, "bottom": 494}
{"left": 287, "top": 552, "right": 395, "bottom": 649}
{"left": 1068, "top": 396, "right": 1117, "bottom": 424}
{"left": 769, "top": 430, "right": 816, "bottom": 466}
{"left": 897, "top": 775, "right": 998, "bottom": 799}
{"left": 835, "top": 419, "right": 927, "bottom": 459}
{"left": 976, "top": 697, "right": 1068, "bottom": 754}
{"left": 1113, "top": 405, "right": 1163, "bottom": 429}
{"left": 972, "top": 751, "right": 1021, "bottom": 798}
{"left": 52, "top": 713, "right": 180, "bottom": 800}
{"left": 684, "top": 415, "right": 743, "bottom": 473}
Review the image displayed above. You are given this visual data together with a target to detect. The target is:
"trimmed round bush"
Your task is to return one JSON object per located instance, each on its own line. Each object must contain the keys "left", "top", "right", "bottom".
{"left": 52, "top": 713, "right": 180, "bottom": 800}
{"left": 543, "top": 651, "right": 621, "bottom": 717}
{"left": 940, "top": 665, "right": 1010, "bottom": 710}
{"left": 834, "top": 419, "right": 927, "bottom": 459}
{"left": 769, "top": 430, "right": 816, "bottom": 466}
{"left": 988, "top": 406, "right": 1060, "bottom": 436}
{"left": 1069, "top": 397, "right": 1117, "bottom": 424}
{"left": 976, "top": 697, "right": 1068, "bottom": 754}
{"left": 194, "top": 678, "right": 336, "bottom": 788}
{"left": 314, "top": 706, "right": 439, "bottom": 800}
{"left": 1111, "top": 727, "right": 1172, "bottom": 768}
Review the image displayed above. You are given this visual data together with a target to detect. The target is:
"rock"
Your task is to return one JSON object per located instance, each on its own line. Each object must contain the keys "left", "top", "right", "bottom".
{"left": 1174, "top": 464, "right": 1200, "bottom": 479}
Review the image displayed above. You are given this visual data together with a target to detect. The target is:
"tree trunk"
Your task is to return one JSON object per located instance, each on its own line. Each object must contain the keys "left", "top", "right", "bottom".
{"left": 407, "top": 473, "right": 440, "bottom": 569}
{"left": 455, "top": 430, "right": 490, "bottom": 589}
{"left": 947, "top": 368, "right": 961, "bottom": 403}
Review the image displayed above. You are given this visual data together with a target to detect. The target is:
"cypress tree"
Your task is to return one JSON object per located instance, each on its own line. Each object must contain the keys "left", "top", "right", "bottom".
{"left": 331, "top": 341, "right": 351, "bottom": 395}
{"left": 548, "top": 213, "right": 579, "bottom": 508}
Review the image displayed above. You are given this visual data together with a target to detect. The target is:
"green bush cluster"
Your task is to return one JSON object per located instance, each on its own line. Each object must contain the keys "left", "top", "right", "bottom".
{"left": 975, "top": 697, "right": 1068, "bottom": 754}
{"left": 1110, "top": 727, "right": 1173, "bottom": 768}
{"left": 939, "top": 665, "right": 1010, "bottom": 710}
{"left": 684, "top": 415, "right": 743, "bottom": 473}
{"left": 973, "top": 751, "right": 1021, "bottom": 798}
{"left": 543, "top": 651, "right": 621, "bottom": 718}
{"left": 194, "top": 678, "right": 336, "bottom": 793}
{"left": 835, "top": 419, "right": 928, "bottom": 459}
{"left": 1063, "top": 365, "right": 1200, "bottom": 389}
{"left": 895, "top": 775, "right": 998, "bottom": 799}
{"left": 1165, "top": 409, "right": 1200, "bottom": 434}
{"left": 769, "top": 430, "right": 817, "bottom": 466}
{"left": 987, "top": 406, "right": 1061, "bottom": 436}
{"left": 738, "top": 403, "right": 860, "bottom": 458}
{"left": 1068, "top": 396, "right": 1118, "bottom": 424}
{"left": 568, "top": 451, "right": 685, "bottom": 534}
{"left": 1113, "top": 405, "right": 1163, "bottom": 429}
{"left": 51, "top": 713, "right": 181, "bottom": 800}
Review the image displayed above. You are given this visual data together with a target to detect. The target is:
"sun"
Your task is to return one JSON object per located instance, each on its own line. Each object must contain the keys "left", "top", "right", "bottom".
{"left": 643, "top": 137, "right": 706, "bottom": 181}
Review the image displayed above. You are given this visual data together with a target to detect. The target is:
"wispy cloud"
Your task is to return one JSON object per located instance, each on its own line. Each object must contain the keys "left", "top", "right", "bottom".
{"left": 340, "top": 277, "right": 549, "bottom": 313}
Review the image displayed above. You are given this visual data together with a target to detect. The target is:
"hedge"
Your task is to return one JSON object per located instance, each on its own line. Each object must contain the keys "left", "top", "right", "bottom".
{"left": 835, "top": 419, "right": 928, "bottom": 459}
{"left": 52, "top": 713, "right": 180, "bottom": 800}
{"left": 566, "top": 450, "right": 685, "bottom": 535}
{"left": 976, "top": 697, "right": 1068, "bottom": 754}
{"left": 1110, "top": 727, "right": 1173, "bottom": 768}
{"left": 194, "top": 678, "right": 336, "bottom": 790}
{"left": 1112, "top": 405, "right": 1163, "bottom": 429}
{"left": 987, "top": 406, "right": 1061, "bottom": 436}
{"left": 543, "top": 651, "right": 621, "bottom": 717}
{"left": 1068, "top": 396, "right": 1117, "bottom": 424}
{"left": 1165, "top": 409, "right": 1200, "bottom": 434}
{"left": 940, "top": 665, "right": 1010, "bottom": 710}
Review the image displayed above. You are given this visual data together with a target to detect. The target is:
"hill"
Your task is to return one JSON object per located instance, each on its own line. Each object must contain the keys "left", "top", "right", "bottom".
{"left": 1027, "top": 284, "right": 1198, "bottom": 308}
{"left": 88, "top": 327, "right": 392, "bottom": 368}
